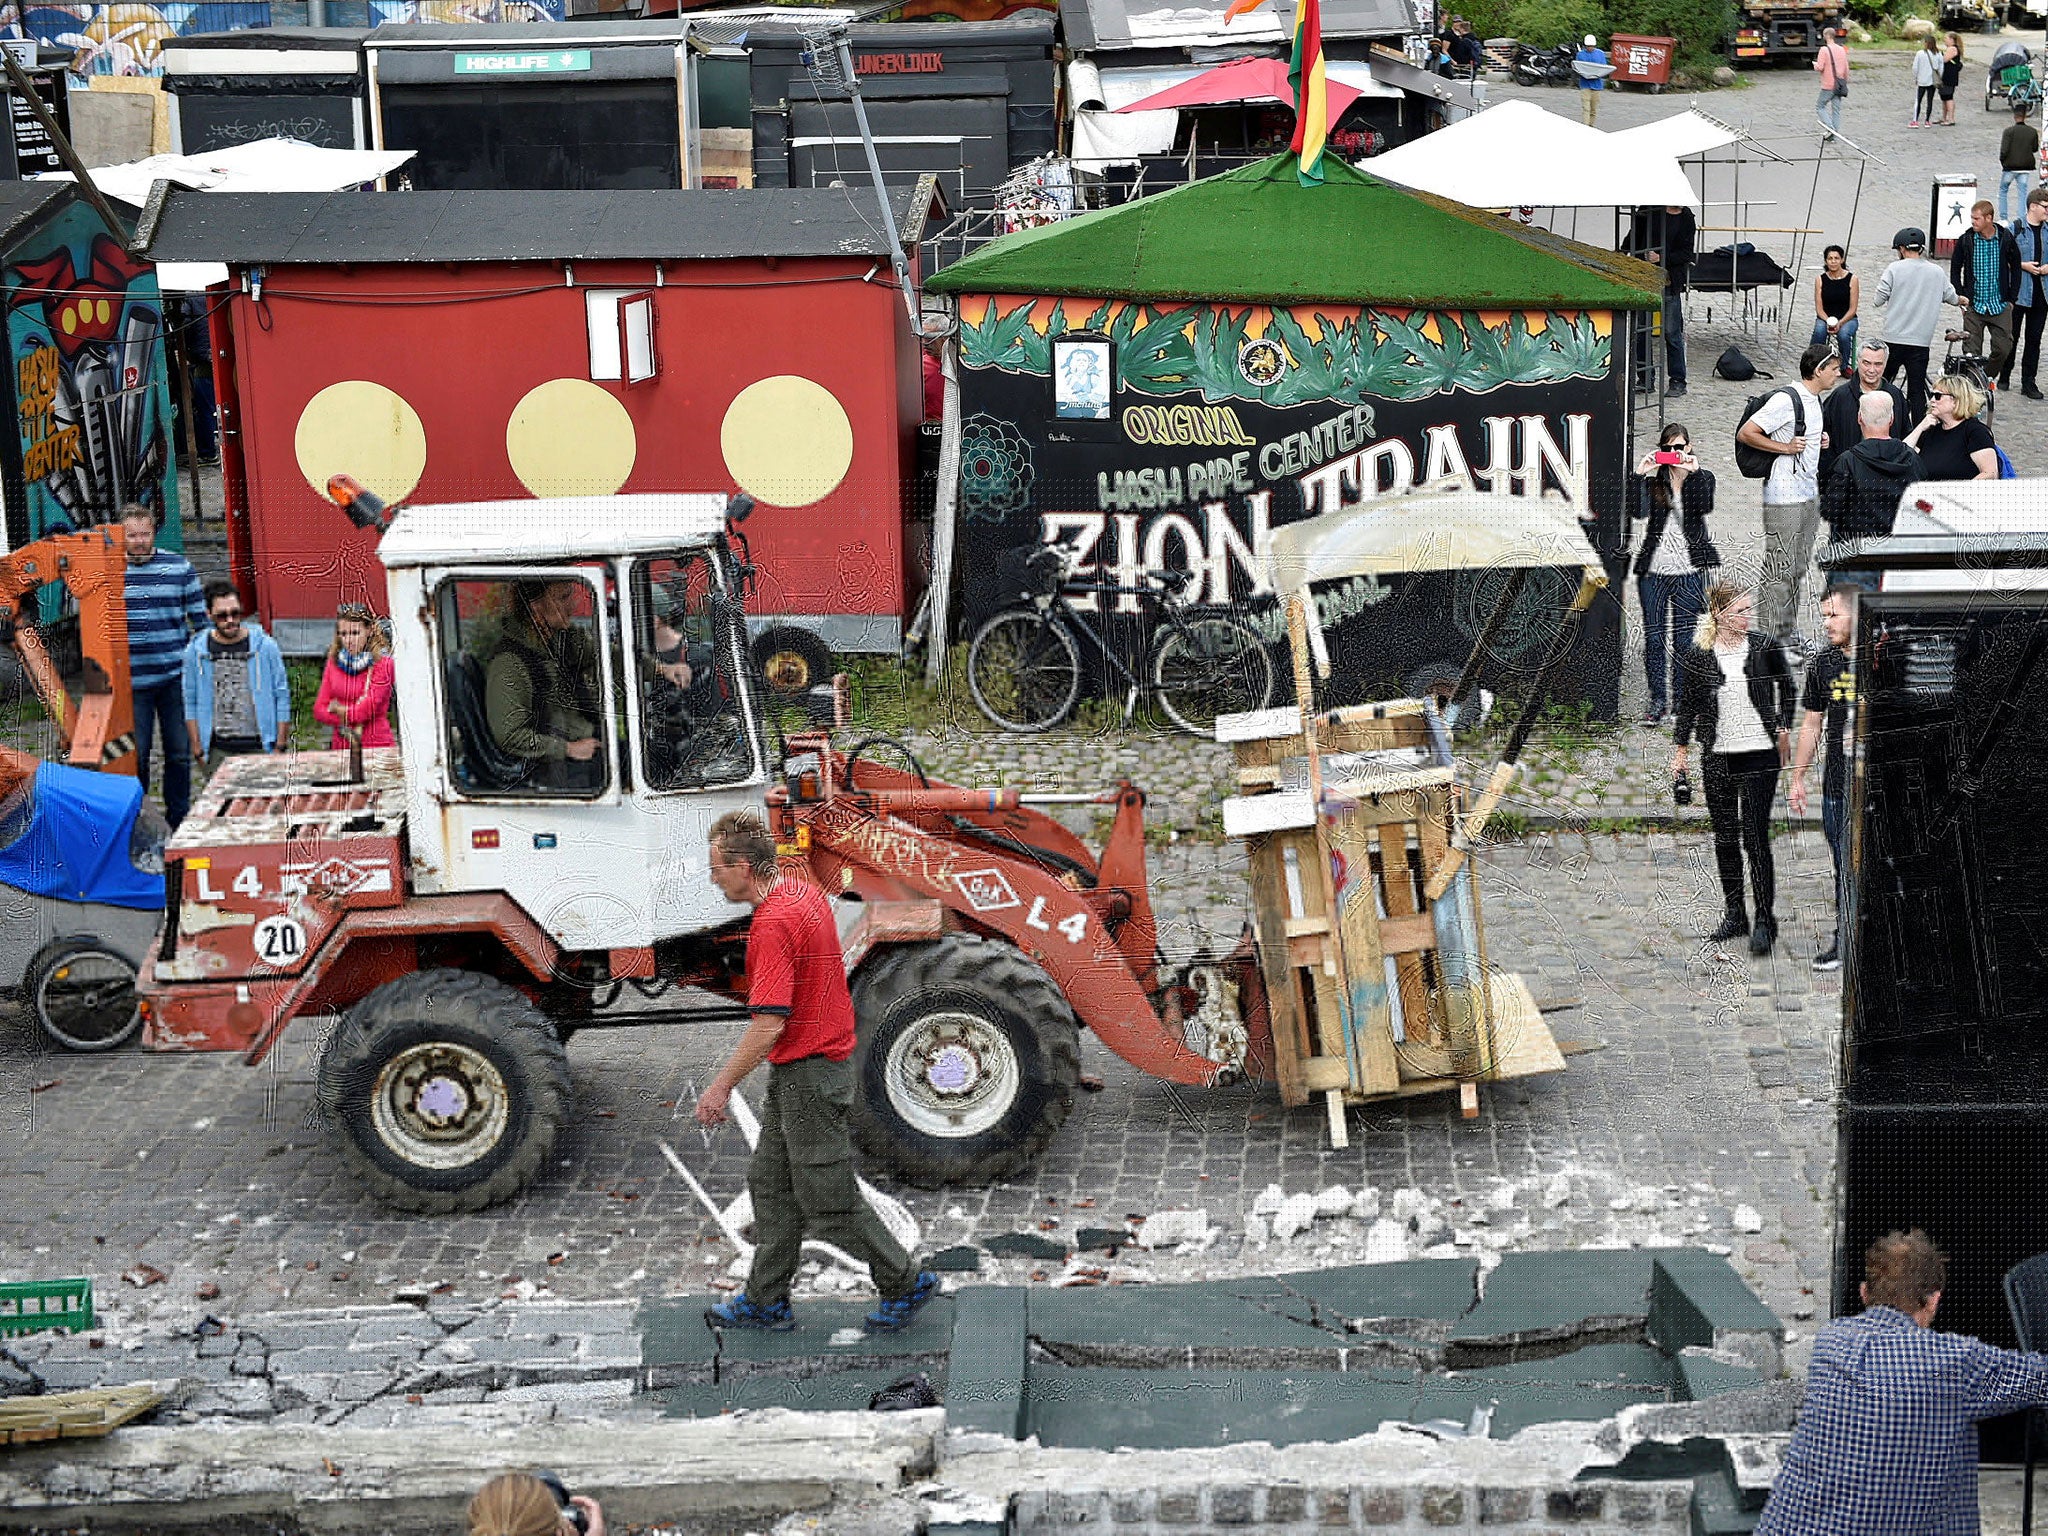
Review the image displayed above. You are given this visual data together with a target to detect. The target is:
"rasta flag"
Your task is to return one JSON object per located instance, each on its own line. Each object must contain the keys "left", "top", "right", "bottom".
{"left": 1223, "top": 0, "right": 1330, "bottom": 185}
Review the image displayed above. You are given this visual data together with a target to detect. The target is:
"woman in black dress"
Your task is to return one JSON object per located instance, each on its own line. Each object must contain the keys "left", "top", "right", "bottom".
{"left": 1940, "top": 31, "right": 1964, "bottom": 127}
{"left": 1809, "top": 244, "right": 1859, "bottom": 367}
{"left": 1672, "top": 582, "right": 1797, "bottom": 955}
{"left": 1905, "top": 373, "right": 2000, "bottom": 479}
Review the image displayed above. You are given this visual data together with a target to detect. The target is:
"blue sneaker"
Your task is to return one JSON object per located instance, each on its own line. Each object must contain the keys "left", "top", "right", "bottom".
{"left": 865, "top": 1271, "right": 941, "bottom": 1334}
{"left": 705, "top": 1292, "right": 795, "bottom": 1331}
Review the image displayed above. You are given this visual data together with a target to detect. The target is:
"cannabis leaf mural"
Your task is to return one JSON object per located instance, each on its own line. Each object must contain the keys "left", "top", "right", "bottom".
{"left": 957, "top": 298, "right": 1613, "bottom": 407}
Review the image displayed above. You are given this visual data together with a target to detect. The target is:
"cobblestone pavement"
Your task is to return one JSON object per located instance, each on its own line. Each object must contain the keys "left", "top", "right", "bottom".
{"left": 0, "top": 45, "right": 2028, "bottom": 1462}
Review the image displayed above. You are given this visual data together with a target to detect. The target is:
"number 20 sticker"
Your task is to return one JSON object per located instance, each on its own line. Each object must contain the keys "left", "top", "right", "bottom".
{"left": 253, "top": 915, "right": 307, "bottom": 967}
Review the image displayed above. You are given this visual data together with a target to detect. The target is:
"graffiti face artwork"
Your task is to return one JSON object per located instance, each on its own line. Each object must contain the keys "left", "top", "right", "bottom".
{"left": 6, "top": 223, "right": 177, "bottom": 537}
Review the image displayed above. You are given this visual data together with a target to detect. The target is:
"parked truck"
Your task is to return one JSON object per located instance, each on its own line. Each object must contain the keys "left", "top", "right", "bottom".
{"left": 1730, "top": 0, "right": 1846, "bottom": 61}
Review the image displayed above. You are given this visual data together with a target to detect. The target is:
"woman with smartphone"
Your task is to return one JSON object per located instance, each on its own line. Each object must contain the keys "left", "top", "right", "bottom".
{"left": 1630, "top": 423, "right": 1718, "bottom": 728}
{"left": 1672, "top": 583, "right": 1798, "bottom": 956}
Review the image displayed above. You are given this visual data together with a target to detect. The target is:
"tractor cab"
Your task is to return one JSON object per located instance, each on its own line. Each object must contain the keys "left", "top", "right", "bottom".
{"left": 379, "top": 495, "right": 773, "bottom": 950}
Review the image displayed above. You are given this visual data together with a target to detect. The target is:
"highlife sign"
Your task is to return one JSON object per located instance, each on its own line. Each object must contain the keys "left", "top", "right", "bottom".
{"left": 454, "top": 51, "right": 593, "bottom": 76}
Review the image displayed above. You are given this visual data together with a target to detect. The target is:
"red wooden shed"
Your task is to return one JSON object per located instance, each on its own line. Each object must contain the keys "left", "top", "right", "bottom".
{"left": 138, "top": 181, "right": 943, "bottom": 656}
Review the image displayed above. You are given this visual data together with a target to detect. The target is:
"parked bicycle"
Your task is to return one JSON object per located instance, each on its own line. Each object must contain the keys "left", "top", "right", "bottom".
{"left": 966, "top": 544, "right": 1276, "bottom": 735}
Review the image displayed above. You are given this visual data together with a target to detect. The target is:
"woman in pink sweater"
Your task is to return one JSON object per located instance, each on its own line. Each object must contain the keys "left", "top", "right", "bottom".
{"left": 314, "top": 603, "right": 396, "bottom": 749}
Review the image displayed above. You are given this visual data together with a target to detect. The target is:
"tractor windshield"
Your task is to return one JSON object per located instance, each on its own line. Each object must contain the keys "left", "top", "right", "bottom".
{"left": 436, "top": 570, "right": 610, "bottom": 798}
{"left": 633, "top": 553, "right": 757, "bottom": 792}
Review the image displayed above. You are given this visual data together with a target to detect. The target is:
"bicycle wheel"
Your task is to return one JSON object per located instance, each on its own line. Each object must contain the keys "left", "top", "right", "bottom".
{"left": 967, "top": 609, "right": 1081, "bottom": 732}
{"left": 1153, "top": 616, "right": 1276, "bottom": 736}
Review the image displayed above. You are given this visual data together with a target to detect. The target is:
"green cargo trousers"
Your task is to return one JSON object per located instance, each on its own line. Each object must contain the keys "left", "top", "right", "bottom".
{"left": 746, "top": 1055, "right": 917, "bottom": 1306}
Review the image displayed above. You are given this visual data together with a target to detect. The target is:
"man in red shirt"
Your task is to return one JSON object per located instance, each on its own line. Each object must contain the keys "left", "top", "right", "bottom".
{"left": 696, "top": 810, "right": 937, "bottom": 1332}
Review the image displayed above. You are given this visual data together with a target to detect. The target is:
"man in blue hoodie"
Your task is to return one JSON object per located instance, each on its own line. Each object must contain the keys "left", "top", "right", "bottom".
{"left": 183, "top": 579, "right": 291, "bottom": 769}
{"left": 1756, "top": 1229, "right": 2048, "bottom": 1535}
{"left": 1575, "top": 34, "right": 1608, "bottom": 127}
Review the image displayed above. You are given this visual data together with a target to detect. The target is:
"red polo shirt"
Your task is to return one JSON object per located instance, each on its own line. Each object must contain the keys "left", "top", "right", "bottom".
{"left": 746, "top": 879, "right": 858, "bottom": 1064}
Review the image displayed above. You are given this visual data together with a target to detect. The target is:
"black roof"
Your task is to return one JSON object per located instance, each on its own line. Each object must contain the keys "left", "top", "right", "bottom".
{"left": 137, "top": 183, "right": 943, "bottom": 265}
{"left": 169, "top": 27, "right": 369, "bottom": 49}
{"left": 364, "top": 20, "right": 690, "bottom": 46}
{"left": 0, "top": 182, "right": 78, "bottom": 249}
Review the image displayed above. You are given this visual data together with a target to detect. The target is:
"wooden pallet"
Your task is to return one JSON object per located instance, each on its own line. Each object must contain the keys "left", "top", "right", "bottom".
{"left": 1223, "top": 682, "right": 1565, "bottom": 1131}
{"left": 0, "top": 1382, "right": 165, "bottom": 1445}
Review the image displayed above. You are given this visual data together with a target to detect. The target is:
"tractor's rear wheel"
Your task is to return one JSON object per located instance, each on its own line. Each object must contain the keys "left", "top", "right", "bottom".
{"left": 316, "top": 969, "right": 571, "bottom": 1214}
{"left": 851, "top": 934, "right": 1081, "bottom": 1188}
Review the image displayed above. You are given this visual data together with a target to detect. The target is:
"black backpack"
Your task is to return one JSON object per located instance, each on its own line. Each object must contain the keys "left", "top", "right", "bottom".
{"left": 1714, "top": 345, "right": 1763, "bottom": 382}
{"left": 1734, "top": 385, "right": 1802, "bottom": 479}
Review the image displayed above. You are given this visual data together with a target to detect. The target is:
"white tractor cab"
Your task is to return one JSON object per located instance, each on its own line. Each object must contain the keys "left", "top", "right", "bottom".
{"left": 380, "top": 494, "right": 775, "bottom": 948}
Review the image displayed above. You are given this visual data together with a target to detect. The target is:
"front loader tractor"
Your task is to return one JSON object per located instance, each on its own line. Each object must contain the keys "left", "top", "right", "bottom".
{"left": 141, "top": 491, "right": 1260, "bottom": 1212}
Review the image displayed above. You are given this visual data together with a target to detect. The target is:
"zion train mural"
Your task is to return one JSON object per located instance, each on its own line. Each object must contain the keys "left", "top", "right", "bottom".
{"left": 951, "top": 294, "right": 1631, "bottom": 717}
{"left": 7, "top": 213, "right": 179, "bottom": 539}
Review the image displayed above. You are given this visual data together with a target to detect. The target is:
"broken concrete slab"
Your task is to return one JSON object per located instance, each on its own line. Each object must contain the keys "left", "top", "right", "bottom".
{"left": 983, "top": 1233, "right": 1070, "bottom": 1261}
{"left": 707, "top": 1298, "right": 954, "bottom": 1376}
{"left": 0, "top": 1413, "right": 944, "bottom": 1532}
{"left": 1023, "top": 1364, "right": 1427, "bottom": 1450}
{"left": 653, "top": 1366, "right": 944, "bottom": 1418}
{"left": 1279, "top": 1259, "right": 1481, "bottom": 1335}
{"left": 1649, "top": 1249, "right": 1787, "bottom": 1378}
{"left": 946, "top": 1287, "right": 1026, "bottom": 1441}
{"left": 1450, "top": 1250, "right": 1656, "bottom": 1362}
{"left": 1025, "top": 1276, "right": 1341, "bottom": 1363}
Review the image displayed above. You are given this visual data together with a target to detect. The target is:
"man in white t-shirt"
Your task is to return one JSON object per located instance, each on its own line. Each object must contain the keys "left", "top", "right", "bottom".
{"left": 1737, "top": 343, "right": 1841, "bottom": 661}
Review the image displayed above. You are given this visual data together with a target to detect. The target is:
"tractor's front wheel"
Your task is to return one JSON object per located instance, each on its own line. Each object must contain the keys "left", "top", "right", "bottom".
{"left": 316, "top": 969, "right": 571, "bottom": 1214}
{"left": 851, "top": 934, "right": 1081, "bottom": 1188}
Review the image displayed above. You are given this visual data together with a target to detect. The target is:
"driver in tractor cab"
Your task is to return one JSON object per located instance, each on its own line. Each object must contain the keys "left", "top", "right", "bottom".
{"left": 650, "top": 581, "right": 716, "bottom": 701}
{"left": 483, "top": 578, "right": 603, "bottom": 792}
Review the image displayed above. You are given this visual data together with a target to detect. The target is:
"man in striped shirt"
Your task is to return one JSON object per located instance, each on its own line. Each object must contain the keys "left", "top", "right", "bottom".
{"left": 121, "top": 505, "right": 205, "bottom": 827}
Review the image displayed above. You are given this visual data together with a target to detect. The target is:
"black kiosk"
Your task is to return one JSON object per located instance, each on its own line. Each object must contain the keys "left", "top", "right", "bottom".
{"left": 1827, "top": 482, "right": 2048, "bottom": 1461}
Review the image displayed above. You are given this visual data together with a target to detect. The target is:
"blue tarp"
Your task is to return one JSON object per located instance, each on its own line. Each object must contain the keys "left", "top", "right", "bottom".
{"left": 0, "top": 764, "right": 163, "bottom": 911}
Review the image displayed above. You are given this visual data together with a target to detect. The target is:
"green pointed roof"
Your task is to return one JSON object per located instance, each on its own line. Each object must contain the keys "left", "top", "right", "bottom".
{"left": 926, "top": 154, "right": 1663, "bottom": 311}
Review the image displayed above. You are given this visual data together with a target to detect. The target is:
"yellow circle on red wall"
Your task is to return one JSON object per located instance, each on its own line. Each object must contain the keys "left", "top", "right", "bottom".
{"left": 720, "top": 376, "right": 853, "bottom": 508}
{"left": 294, "top": 380, "right": 428, "bottom": 505}
{"left": 507, "top": 379, "right": 637, "bottom": 498}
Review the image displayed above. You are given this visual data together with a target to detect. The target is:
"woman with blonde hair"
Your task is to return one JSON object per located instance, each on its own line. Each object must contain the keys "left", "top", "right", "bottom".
{"left": 1905, "top": 373, "right": 2000, "bottom": 479}
{"left": 1939, "top": 31, "right": 1964, "bottom": 126}
{"left": 1672, "top": 581, "right": 1797, "bottom": 955}
{"left": 467, "top": 1471, "right": 605, "bottom": 1536}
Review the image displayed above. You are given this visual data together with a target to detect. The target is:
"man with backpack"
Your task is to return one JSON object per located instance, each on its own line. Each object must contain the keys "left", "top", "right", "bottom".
{"left": 1871, "top": 227, "right": 1957, "bottom": 421}
{"left": 1737, "top": 343, "right": 1841, "bottom": 662}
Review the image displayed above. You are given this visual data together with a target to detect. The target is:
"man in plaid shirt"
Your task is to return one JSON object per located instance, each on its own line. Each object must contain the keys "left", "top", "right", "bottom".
{"left": 1758, "top": 1230, "right": 2048, "bottom": 1534}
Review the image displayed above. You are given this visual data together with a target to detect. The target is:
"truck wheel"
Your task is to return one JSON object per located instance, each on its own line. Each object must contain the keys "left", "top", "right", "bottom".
{"left": 28, "top": 939, "right": 141, "bottom": 1052}
{"left": 851, "top": 934, "right": 1081, "bottom": 1188}
{"left": 752, "top": 624, "right": 834, "bottom": 696}
{"left": 316, "top": 970, "right": 571, "bottom": 1214}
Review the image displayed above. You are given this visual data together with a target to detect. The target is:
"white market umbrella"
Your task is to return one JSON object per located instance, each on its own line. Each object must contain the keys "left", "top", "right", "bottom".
{"left": 1365, "top": 98, "right": 1697, "bottom": 210}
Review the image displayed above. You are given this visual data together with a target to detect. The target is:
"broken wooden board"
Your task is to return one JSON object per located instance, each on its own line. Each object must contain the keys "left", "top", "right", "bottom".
{"left": 0, "top": 1381, "right": 165, "bottom": 1445}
